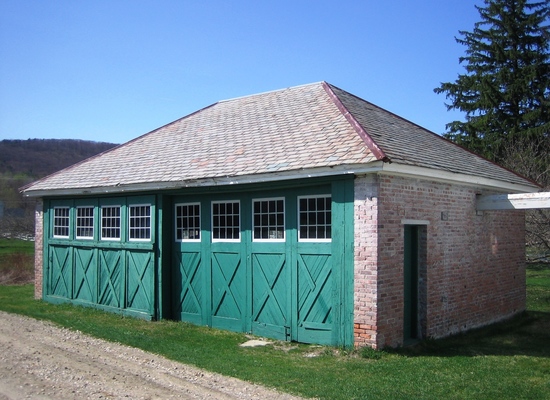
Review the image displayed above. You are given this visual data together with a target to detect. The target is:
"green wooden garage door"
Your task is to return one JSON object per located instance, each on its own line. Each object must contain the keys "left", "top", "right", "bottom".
{"left": 47, "top": 245, "right": 155, "bottom": 316}
{"left": 172, "top": 179, "right": 354, "bottom": 346}
{"left": 43, "top": 196, "right": 157, "bottom": 320}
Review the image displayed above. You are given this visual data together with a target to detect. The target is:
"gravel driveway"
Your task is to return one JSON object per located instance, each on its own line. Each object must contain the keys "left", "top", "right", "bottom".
{"left": 0, "top": 311, "right": 304, "bottom": 399}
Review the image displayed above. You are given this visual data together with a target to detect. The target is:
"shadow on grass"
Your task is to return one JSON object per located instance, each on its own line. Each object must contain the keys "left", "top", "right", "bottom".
{"left": 391, "top": 311, "right": 550, "bottom": 358}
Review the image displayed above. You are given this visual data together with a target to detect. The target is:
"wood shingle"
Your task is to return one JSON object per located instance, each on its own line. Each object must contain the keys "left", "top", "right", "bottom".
{"left": 22, "top": 82, "right": 537, "bottom": 196}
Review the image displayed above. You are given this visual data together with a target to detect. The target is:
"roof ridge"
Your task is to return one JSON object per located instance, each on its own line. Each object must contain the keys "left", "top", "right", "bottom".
{"left": 218, "top": 81, "right": 325, "bottom": 104}
{"left": 322, "top": 82, "right": 390, "bottom": 163}
{"left": 325, "top": 83, "right": 541, "bottom": 188}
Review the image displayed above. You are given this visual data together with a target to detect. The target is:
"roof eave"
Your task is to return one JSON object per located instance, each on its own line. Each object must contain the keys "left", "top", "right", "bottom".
{"left": 21, "top": 162, "right": 387, "bottom": 198}
{"left": 380, "top": 162, "right": 539, "bottom": 193}
{"left": 22, "top": 160, "right": 537, "bottom": 198}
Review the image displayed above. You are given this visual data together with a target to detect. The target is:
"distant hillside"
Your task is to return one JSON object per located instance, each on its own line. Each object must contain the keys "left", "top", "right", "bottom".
{"left": 0, "top": 139, "right": 118, "bottom": 236}
{"left": 0, "top": 139, "right": 117, "bottom": 179}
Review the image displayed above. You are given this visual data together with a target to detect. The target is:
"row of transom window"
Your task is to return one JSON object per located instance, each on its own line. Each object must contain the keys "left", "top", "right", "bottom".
{"left": 177, "top": 195, "right": 331, "bottom": 243}
{"left": 52, "top": 195, "right": 331, "bottom": 243}
{"left": 53, "top": 204, "right": 151, "bottom": 241}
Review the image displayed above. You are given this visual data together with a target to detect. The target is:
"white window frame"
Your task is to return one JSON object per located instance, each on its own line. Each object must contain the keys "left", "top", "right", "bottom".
{"left": 75, "top": 206, "right": 94, "bottom": 240}
{"left": 211, "top": 200, "right": 241, "bottom": 242}
{"left": 128, "top": 204, "right": 152, "bottom": 242}
{"left": 252, "top": 197, "right": 285, "bottom": 242}
{"left": 101, "top": 205, "right": 121, "bottom": 241}
{"left": 53, "top": 206, "right": 70, "bottom": 239}
{"left": 298, "top": 195, "right": 332, "bottom": 243}
{"left": 175, "top": 202, "right": 201, "bottom": 242}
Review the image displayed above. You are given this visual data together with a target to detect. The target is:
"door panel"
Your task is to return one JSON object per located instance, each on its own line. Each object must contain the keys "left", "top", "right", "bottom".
{"left": 126, "top": 250, "right": 154, "bottom": 313}
{"left": 74, "top": 248, "right": 96, "bottom": 302}
{"left": 98, "top": 249, "right": 123, "bottom": 308}
{"left": 211, "top": 250, "right": 245, "bottom": 331}
{"left": 251, "top": 251, "right": 289, "bottom": 340}
{"left": 296, "top": 251, "right": 333, "bottom": 344}
{"left": 173, "top": 249, "right": 203, "bottom": 324}
{"left": 49, "top": 246, "right": 72, "bottom": 298}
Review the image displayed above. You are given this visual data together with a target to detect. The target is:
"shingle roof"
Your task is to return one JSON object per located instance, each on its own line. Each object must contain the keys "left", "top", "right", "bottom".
{"left": 22, "top": 82, "right": 537, "bottom": 195}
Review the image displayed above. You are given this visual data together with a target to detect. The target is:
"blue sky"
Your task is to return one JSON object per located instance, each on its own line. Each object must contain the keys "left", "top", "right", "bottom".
{"left": 0, "top": 0, "right": 483, "bottom": 144}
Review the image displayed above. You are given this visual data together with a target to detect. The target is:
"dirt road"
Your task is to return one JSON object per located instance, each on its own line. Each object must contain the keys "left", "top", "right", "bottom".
{"left": 0, "top": 311, "right": 303, "bottom": 399}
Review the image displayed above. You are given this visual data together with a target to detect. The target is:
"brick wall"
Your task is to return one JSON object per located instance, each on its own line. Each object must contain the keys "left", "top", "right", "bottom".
{"left": 354, "top": 174, "right": 526, "bottom": 348}
{"left": 34, "top": 199, "right": 43, "bottom": 299}
{"left": 353, "top": 174, "right": 379, "bottom": 347}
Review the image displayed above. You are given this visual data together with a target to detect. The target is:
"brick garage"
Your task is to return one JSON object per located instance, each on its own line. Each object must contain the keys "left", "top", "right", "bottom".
{"left": 354, "top": 174, "right": 526, "bottom": 348}
{"left": 23, "top": 82, "right": 539, "bottom": 348}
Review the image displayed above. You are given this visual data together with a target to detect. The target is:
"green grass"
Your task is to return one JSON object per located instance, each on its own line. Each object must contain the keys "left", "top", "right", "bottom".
{"left": 0, "top": 244, "right": 549, "bottom": 399}
{"left": 526, "top": 262, "right": 550, "bottom": 312}
{"left": 0, "top": 237, "right": 34, "bottom": 255}
{"left": 1, "top": 285, "right": 548, "bottom": 399}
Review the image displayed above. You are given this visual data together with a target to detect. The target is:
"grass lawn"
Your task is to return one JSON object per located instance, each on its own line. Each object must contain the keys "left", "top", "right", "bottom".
{"left": 526, "top": 262, "right": 550, "bottom": 312}
{"left": 0, "top": 237, "right": 34, "bottom": 255}
{"left": 0, "top": 240, "right": 548, "bottom": 399}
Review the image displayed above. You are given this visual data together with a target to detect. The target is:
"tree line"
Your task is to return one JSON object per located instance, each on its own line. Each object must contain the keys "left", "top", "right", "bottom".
{"left": 0, "top": 139, "right": 116, "bottom": 237}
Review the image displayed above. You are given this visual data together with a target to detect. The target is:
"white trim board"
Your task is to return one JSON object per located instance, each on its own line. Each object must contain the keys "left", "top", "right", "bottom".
{"left": 476, "top": 192, "right": 550, "bottom": 210}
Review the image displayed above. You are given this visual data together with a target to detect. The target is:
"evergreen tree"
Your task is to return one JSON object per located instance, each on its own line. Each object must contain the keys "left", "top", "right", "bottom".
{"left": 435, "top": 0, "right": 550, "bottom": 164}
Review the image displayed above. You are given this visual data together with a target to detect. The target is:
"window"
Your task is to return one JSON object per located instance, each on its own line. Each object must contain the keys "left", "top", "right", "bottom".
{"left": 253, "top": 198, "right": 285, "bottom": 241}
{"left": 175, "top": 203, "right": 200, "bottom": 241}
{"left": 212, "top": 201, "right": 240, "bottom": 241}
{"left": 53, "top": 207, "right": 70, "bottom": 238}
{"left": 101, "top": 206, "right": 121, "bottom": 240}
{"left": 76, "top": 206, "right": 94, "bottom": 239}
{"left": 298, "top": 195, "right": 331, "bottom": 241}
{"left": 129, "top": 205, "right": 151, "bottom": 241}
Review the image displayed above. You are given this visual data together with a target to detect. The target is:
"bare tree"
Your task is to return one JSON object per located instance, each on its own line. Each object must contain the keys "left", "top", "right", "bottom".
{"left": 501, "top": 136, "right": 550, "bottom": 258}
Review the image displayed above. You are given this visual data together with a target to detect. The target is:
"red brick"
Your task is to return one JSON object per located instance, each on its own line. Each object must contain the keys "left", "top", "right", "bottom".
{"left": 354, "top": 175, "right": 525, "bottom": 348}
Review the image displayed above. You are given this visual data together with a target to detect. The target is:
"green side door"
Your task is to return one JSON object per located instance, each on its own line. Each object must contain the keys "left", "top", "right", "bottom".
{"left": 404, "top": 225, "right": 419, "bottom": 343}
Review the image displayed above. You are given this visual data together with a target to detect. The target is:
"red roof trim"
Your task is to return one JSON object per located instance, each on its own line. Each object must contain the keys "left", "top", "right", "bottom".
{"left": 322, "top": 81, "right": 390, "bottom": 163}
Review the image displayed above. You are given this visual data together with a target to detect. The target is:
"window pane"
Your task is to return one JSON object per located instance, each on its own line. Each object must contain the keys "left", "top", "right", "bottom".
{"left": 53, "top": 207, "right": 70, "bottom": 238}
{"left": 298, "top": 195, "right": 331, "bottom": 241}
{"left": 129, "top": 205, "right": 151, "bottom": 240}
{"left": 76, "top": 206, "right": 94, "bottom": 239}
{"left": 212, "top": 201, "right": 240, "bottom": 241}
{"left": 175, "top": 203, "right": 201, "bottom": 241}
{"left": 101, "top": 206, "right": 121, "bottom": 240}
{"left": 253, "top": 198, "right": 284, "bottom": 240}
